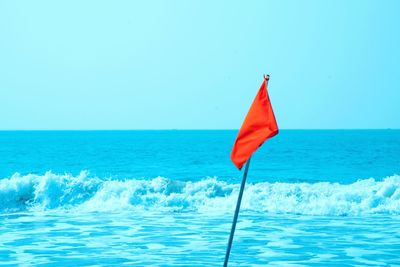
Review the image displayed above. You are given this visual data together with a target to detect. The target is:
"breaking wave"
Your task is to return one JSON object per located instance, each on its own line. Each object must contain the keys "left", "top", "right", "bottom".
{"left": 1, "top": 171, "right": 400, "bottom": 216}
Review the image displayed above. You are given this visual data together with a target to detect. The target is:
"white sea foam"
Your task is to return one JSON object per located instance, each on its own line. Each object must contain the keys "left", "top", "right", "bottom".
{"left": 0, "top": 171, "right": 399, "bottom": 215}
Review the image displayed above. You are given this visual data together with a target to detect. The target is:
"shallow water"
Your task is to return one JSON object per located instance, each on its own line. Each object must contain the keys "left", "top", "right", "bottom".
{"left": 1, "top": 211, "right": 399, "bottom": 266}
{"left": 1, "top": 130, "right": 399, "bottom": 266}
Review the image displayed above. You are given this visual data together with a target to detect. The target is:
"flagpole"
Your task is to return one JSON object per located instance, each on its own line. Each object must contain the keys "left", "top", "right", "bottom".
{"left": 223, "top": 156, "right": 251, "bottom": 267}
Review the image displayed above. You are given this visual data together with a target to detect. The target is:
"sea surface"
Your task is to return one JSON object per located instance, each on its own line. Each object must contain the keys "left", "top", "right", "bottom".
{"left": 0, "top": 130, "right": 399, "bottom": 266}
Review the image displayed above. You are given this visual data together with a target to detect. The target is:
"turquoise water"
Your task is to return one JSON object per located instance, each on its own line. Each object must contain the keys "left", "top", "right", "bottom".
{"left": 0, "top": 130, "right": 400, "bottom": 266}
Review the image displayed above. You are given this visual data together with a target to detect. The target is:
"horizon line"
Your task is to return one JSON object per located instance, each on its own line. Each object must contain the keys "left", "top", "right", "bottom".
{"left": 0, "top": 128, "right": 398, "bottom": 131}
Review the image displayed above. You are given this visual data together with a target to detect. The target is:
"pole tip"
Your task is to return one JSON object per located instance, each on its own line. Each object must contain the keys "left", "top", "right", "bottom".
{"left": 263, "top": 74, "right": 270, "bottom": 80}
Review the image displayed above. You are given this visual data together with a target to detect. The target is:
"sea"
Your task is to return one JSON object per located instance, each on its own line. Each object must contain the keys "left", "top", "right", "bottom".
{"left": 0, "top": 130, "right": 399, "bottom": 266}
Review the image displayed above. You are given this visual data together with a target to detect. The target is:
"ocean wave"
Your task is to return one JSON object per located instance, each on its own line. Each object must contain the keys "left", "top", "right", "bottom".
{"left": 1, "top": 172, "right": 399, "bottom": 215}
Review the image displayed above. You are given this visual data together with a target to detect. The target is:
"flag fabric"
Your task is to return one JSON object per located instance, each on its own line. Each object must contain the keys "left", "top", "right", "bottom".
{"left": 230, "top": 76, "right": 279, "bottom": 169}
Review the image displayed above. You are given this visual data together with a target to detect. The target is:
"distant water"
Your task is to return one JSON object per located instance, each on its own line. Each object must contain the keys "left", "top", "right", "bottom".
{"left": 0, "top": 130, "right": 399, "bottom": 266}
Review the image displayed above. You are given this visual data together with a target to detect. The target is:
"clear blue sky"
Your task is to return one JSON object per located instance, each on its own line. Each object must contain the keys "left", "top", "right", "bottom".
{"left": 1, "top": 0, "right": 399, "bottom": 130}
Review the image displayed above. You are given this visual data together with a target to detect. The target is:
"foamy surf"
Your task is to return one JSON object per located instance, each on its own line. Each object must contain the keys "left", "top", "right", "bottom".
{"left": 1, "top": 171, "right": 399, "bottom": 215}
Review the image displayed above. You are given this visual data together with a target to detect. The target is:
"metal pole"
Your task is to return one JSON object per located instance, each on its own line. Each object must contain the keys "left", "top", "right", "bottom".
{"left": 223, "top": 156, "right": 251, "bottom": 267}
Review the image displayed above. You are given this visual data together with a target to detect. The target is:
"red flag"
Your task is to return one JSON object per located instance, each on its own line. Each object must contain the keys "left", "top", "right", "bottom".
{"left": 230, "top": 76, "right": 278, "bottom": 169}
